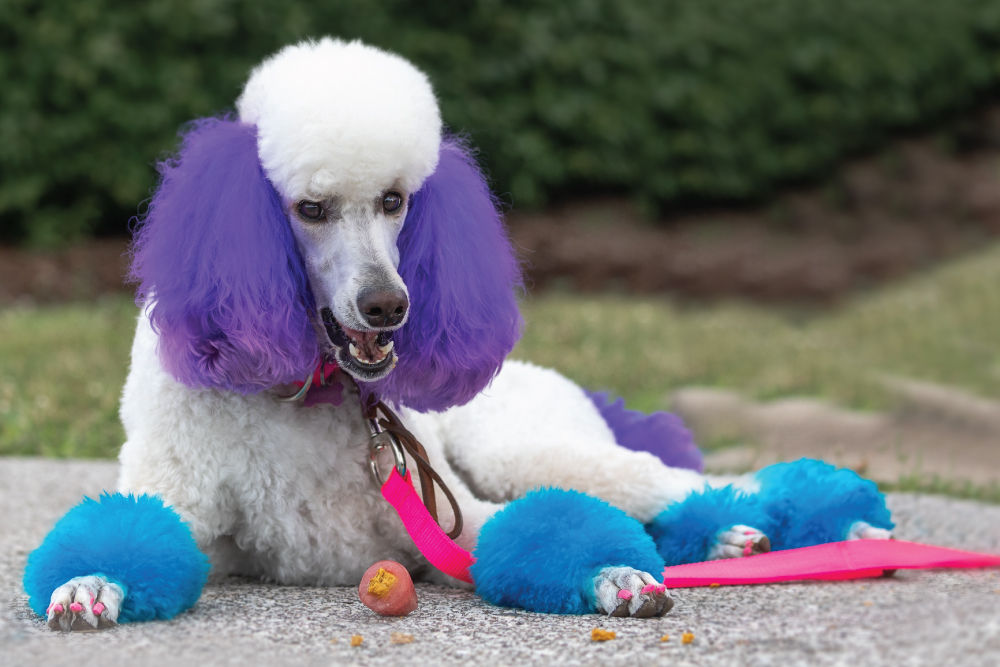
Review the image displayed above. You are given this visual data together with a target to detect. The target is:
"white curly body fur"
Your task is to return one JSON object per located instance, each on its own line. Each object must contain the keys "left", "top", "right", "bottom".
{"left": 117, "top": 313, "right": 708, "bottom": 587}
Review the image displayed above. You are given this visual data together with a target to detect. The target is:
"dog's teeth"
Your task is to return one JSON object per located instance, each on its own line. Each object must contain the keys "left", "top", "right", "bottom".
{"left": 378, "top": 340, "right": 394, "bottom": 355}
{"left": 349, "top": 343, "right": 361, "bottom": 359}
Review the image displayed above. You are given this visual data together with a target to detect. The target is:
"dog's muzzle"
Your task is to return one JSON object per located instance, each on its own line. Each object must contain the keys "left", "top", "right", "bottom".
{"left": 320, "top": 307, "right": 398, "bottom": 381}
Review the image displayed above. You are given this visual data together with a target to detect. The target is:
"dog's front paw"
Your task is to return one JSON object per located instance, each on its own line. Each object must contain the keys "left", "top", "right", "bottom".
{"left": 592, "top": 566, "right": 674, "bottom": 618}
{"left": 708, "top": 524, "right": 771, "bottom": 560}
{"left": 46, "top": 575, "right": 123, "bottom": 631}
{"left": 847, "top": 520, "right": 892, "bottom": 541}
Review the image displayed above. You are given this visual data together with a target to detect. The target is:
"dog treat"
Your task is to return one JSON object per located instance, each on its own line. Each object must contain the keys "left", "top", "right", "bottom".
{"left": 391, "top": 632, "right": 415, "bottom": 644}
{"left": 681, "top": 632, "right": 695, "bottom": 644}
{"left": 660, "top": 634, "right": 670, "bottom": 642}
{"left": 368, "top": 568, "right": 397, "bottom": 597}
{"left": 358, "top": 560, "right": 418, "bottom": 616}
{"left": 350, "top": 634, "right": 363, "bottom": 647}
{"left": 591, "top": 628, "right": 616, "bottom": 642}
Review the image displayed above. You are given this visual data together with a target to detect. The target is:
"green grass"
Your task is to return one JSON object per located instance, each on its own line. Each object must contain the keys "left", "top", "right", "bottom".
{"left": 515, "top": 244, "right": 1000, "bottom": 414}
{"left": 3, "top": 242, "right": 1000, "bottom": 461}
{"left": 0, "top": 296, "right": 136, "bottom": 458}
{"left": 882, "top": 476, "right": 1000, "bottom": 505}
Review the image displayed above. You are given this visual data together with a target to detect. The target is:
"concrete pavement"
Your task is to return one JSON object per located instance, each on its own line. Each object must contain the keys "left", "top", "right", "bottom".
{"left": 1, "top": 457, "right": 999, "bottom": 666}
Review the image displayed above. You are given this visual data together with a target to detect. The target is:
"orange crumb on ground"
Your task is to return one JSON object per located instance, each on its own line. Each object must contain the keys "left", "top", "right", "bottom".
{"left": 391, "top": 632, "right": 415, "bottom": 644}
{"left": 660, "top": 634, "right": 670, "bottom": 642}
{"left": 367, "top": 568, "right": 397, "bottom": 597}
{"left": 591, "top": 628, "right": 616, "bottom": 642}
{"left": 682, "top": 632, "right": 695, "bottom": 645}
{"left": 863, "top": 601, "right": 873, "bottom": 607}
{"left": 709, "top": 583, "right": 720, "bottom": 588}
{"left": 350, "top": 634, "right": 363, "bottom": 647}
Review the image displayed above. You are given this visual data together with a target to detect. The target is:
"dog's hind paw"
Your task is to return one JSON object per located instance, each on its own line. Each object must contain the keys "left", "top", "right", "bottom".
{"left": 847, "top": 520, "right": 892, "bottom": 541}
{"left": 592, "top": 566, "right": 674, "bottom": 618}
{"left": 708, "top": 524, "right": 771, "bottom": 560}
{"left": 46, "top": 575, "right": 123, "bottom": 631}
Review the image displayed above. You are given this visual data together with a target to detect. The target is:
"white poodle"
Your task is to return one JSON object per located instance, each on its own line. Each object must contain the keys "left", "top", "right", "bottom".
{"left": 26, "top": 38, "right": 893, "bottom": 630}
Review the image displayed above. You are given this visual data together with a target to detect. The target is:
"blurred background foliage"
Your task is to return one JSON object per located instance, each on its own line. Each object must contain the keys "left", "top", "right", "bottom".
{"left": 3, "top": 0, "right": 1000, "bottom": 246}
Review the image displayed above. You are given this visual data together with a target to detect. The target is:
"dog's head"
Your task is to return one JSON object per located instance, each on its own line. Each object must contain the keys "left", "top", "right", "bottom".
{"left": 130, "top": 38, "right": 522, "bottom": 412}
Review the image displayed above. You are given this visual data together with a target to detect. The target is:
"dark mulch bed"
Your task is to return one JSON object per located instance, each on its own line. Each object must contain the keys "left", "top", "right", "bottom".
{"left": 0, "top": 239, "right": 132, "bottom": 305}
{"left": 508, "top": 108, "right": 1000, "bottom": 303}
{"left": 4, "top": 109, "right": 1000, "bottom": 306}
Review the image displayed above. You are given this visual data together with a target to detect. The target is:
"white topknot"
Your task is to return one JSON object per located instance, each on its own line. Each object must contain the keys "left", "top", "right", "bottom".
{"left": 236, "top": 38, "right": 442, "bottom": 200}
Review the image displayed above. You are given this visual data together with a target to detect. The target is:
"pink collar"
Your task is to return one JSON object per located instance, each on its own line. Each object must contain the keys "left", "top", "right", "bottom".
{"left": 284, "top": 361, "right": 344, "bottom": 407}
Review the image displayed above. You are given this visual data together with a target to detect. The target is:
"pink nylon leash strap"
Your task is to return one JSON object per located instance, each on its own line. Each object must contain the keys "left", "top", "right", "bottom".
{"left": 662, "top": 539, "right": 1000, "bottom": 587}
{"left": 381, "top": 468, "right": 475, "bottom": 584}
{"left": 365, "top": 397, "right": 475, "bottom": 583}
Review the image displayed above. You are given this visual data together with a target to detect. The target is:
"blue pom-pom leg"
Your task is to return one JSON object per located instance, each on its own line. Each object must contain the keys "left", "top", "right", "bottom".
{"left": 646, "top": 459, "right": 894, "bottom": 565}
{"left": 23, "top": 492, "right": 209, "bottom": 631}
{"left": 753, "top": 458, "right": 894, "bottom": 550}
{"left": 472, "top": 488, "right": 673, "bottom": 616}
{"left": 646, "top": 484, "right": 775, "bottom": 566}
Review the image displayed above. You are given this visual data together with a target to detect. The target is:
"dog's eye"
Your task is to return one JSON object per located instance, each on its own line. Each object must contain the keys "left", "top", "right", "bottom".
{"left": 297, "top": 201, "right": 325, "bottom": 221}
{"left": 382, "top": 192, "right": 403, "bottom": 214}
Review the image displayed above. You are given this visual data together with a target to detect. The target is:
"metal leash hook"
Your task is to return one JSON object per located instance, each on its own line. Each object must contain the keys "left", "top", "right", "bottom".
{"left": 368, "top": 416, "right": 407, "bottom": 487}
{"left": 364, "top": 399, "right": 464, "bottom": 539}
{"left": 275, "top": 371, "right": 313, "bottom": 402}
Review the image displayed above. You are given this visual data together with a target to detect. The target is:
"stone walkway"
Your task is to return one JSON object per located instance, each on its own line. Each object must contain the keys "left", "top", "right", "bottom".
{"left": 674, "top": 379, "right": 1000, "bottom": 489}
{"left": 2, "top": 458, "right": 999, "bottom": 666}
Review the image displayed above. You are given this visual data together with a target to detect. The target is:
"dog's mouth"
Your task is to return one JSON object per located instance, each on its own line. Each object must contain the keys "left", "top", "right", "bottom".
{"left": 320, "top": 307, "right": 397, "bottom": 381}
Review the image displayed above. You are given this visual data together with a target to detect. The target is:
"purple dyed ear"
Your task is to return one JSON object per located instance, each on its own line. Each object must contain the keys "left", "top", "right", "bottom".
{"left": 130, "top": 117, "right": 318, "bottom": 393}
{"left": 374, "top": 137, "right": 524, "bottom": 411}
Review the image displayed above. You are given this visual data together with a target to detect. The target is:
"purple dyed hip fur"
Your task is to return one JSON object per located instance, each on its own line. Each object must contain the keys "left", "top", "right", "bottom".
{"left": 585, "top": 391, "right": 703, "bottom": 472}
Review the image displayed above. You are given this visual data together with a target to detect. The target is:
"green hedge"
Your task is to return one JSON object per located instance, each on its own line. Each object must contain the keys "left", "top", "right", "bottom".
{"left": 3, "top": 0, "right": 1000, "bottom": 245}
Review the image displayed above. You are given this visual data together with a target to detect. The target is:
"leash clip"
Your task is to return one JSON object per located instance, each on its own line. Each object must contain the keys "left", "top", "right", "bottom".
{"left": 368, "top": 417, "right": 407, "bottom": 487}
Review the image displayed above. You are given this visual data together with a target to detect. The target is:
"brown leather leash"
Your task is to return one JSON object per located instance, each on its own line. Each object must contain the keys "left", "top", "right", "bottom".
{"left": 365, "top": 400, "right": 465, "bottom": 540}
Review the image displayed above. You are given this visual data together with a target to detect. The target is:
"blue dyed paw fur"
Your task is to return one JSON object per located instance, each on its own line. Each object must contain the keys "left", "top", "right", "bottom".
{"left": 647, "top": 484, "right": 774, "bottom": 566}
{"left": 24, "top": 492, "right": 209, "bottom": 629}
{"left": 473, "top": 488, "right": 666, "bottom": 615}
{"left": 648, "top": 459, "right": 893, "bottom": 565}
{"left": 754, "top": 458, "right": 894, "bottom": 550}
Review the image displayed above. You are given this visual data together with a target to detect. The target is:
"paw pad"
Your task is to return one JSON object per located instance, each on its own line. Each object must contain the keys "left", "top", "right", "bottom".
{"left": 46, "top": 575, "right": 123, "bottom": 632}
{"left": 709, "top": 525, "right": 771, "bottom": 560}
{"left": 593, "top": 566, "right": 674, "bottom": 618}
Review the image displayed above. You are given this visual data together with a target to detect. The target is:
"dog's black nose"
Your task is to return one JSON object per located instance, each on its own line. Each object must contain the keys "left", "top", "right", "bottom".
{"left": 357, "top": 287, "right": 408, "bottom": 328}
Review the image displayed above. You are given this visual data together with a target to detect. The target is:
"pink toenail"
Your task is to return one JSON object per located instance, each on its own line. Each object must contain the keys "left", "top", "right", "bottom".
{"left": 743, "top": 539, "right": 754, "bottom": 556}
{"left": 93, "top": 602, "right": 106, "bottom": 616}
{"left": 656, "top": 584, "right": 667, "bottom": 593}
{"left": 51, "top": 604, "right": 64, "bottom": 615}
{"left": 617, "top": 589, "right": 633, "bottom": 600}
{"left": 640, "top": 584, "right": 657, "bottom": 594}
{"left": 69, "top": 602, "right": 83, "bottom": 613}
{"left": 744, "top": 530, "right": 755, "bottom": 535}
